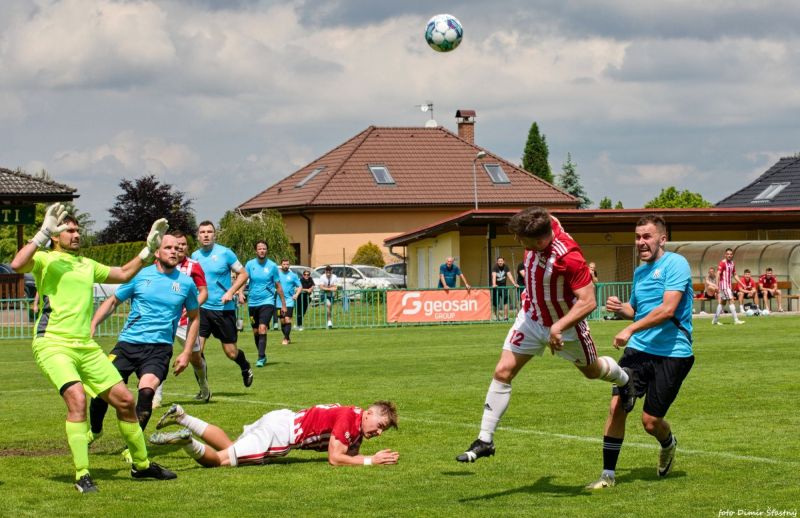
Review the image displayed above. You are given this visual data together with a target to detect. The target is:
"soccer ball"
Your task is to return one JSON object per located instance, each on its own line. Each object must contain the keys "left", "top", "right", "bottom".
{"left": 425, "top": 14, "right": 463, "bottom": 52}
{"left": 745, "top": 309, "right": 755, "bottom": 317}
{"left": 761, "top": 308, "right": 771, "bottom": 316}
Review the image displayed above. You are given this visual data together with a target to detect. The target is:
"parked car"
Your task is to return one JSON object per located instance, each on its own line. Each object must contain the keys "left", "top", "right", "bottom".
{"left": 383, "top": 262, "right": 407, "bottom": 287}
{"left": 314, "top": 264, "right": 403, "bottom": 290}
{"left": 0, "top": 263, "right": 36, "bottom": 299}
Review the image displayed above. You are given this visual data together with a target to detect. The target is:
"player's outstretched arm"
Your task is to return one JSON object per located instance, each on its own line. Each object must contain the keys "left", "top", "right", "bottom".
{"left": 327, "top": 437, "right": 398, "bottom": 466}
{"left": 222, "top": 270, "right": 249, "bottom": 304}
{"left": 11, "top": 203, "right": 68, "bottom": 273}
{"left": 91, "top": 295, "right": 121, "bottom": 337}
{"left": 106, "top": 218, "right": 169, "bottom": 283}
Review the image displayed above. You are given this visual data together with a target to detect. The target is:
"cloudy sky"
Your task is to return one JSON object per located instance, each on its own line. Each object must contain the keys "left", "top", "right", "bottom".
{"left": 2, "top": 0, "right": 799, "bottom": 228}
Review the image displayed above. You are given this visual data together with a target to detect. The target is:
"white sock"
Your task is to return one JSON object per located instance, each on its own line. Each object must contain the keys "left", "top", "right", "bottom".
{"left": 179, "top": 414, "right": 209, "bottom": 437}
{"left": 154, "top": 383, "right": 164, "bottom": 399}
{"left": 183, "top": 438, "right": 206, "bottom": 460}
{"left": 714, "top": 303, "right": 723, "bottom": 320}
{"left": 597, "top": 356, "right": 629, "bottom": 386}
{"left": 729, "top": 303, "right": 740, "bottom": 321}
{"left": 478, "top": 379, "right": 512, "bottom": 443}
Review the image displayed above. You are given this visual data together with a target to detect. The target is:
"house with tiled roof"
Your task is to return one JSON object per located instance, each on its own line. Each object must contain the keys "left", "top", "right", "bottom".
{"left": 238, "top": 110, "right": 578, "bottom": 267}
{"left": 716, "top": 155, "right": 800, "bottom": 207}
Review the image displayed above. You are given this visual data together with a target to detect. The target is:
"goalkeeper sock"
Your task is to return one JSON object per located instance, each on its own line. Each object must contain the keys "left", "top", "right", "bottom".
{"left": 65, "top": 420, "right": 90, "bottom": 479}
{"left": 117, "top": 419, "right": 149, "bottom": 471}
{"left": 478, "top": 379, "right": 512, "bottom": 443}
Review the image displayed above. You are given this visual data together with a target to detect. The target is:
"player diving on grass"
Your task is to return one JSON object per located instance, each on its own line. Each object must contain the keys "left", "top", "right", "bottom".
{"left": 88, "top": 234, "right": 200, "bottom": 449}
{"left": 10, "top": 205, "right": 176, "bottom": 493}
{"left": 456, "top": 207, "right": 635, "bottom": 463}
{"left": 150, "top": 401, "right": 399, "bottom": 467}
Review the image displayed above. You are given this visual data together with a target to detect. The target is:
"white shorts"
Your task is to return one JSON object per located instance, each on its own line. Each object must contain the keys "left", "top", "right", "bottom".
{"left": 719, "top": 287, "right": 734, "bottom": 301}
{"left": 228, "top": 409, "right": 294, "bottom": 467}
{"left": 502, "top": 309, "right": 597, "bottom": 366}
{"left": 175, "top": 324, "right": 202, "bottom": 353}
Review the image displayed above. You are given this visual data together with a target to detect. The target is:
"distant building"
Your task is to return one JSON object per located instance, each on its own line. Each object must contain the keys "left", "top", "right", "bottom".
{"left": 716, "top": 155, "right": 800, "bottom": 207}
{"left": 238, "top": 110, "right": 578, "bottom": 266}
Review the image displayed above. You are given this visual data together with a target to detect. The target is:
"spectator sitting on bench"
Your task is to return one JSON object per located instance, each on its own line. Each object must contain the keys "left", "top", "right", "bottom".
{"left": 737, "top": 269, "right": 759, "bottom": 312}
{"left": 759, "top": 267, "right": 784, "bottom": 312}
{"left": 700, "top": 266, "right": 719, "bottom": 313}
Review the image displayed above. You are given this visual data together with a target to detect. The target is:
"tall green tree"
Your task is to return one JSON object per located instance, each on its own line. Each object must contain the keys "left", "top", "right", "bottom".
{"left": 556, "top": 153, "right": 591, "bottom": 209}
{"left": 614, "top": 201, "right": 624, "bottom": 209}
{"left": 644, "top": 187, "right": 712, "bottom": 208}
{"left": 98, "top": 175, "right": 195, "bottom": 244}
{"left": 216, "top": 210, "right": 294, "bottom": 264}
{"left": 598, "top": 197, "right": 613, "bottom": 209}
{"left": 522, "top": 122, "right": 553, "bottom": 184}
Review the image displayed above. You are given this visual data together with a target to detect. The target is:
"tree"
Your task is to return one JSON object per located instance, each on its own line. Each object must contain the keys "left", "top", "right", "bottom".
{"left": 216, "top": 210, "right": 294, "bottom": 264}
{"left": 598, "top": 197, "right": 613, "bottom": 209}
{"left": 644, "top": 187, "right": 712, "bottom": 208}
{"left": 556, "top": 153, "right": 592, "bottom": 209}
{"left": 521, "top": 122, "right": 553, "bottom": 184}
{"left": 351, "top": 241, "right": 385, "bottom": 267}
{"left": 98, "top": 175, "right": 195, "bottom": 244}
{"left": 614, "top": 201, "right": 624, "bottom": 209}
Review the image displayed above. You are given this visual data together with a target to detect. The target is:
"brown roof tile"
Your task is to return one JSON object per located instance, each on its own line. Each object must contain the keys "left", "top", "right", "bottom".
{"left": 238, "top": 126, "right": 577, "bottom": 211}
{"left": 0, "top": 168, "right": 78, "bottom": 199}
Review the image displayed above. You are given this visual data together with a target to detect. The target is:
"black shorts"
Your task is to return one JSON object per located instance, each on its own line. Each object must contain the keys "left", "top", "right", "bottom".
{"left": 612, "top": 348, "right": 694, "bottom": 418}
{"left": 763, "top": 290, "right": 778, "bottom": 299}
{"left": 109, "top": 341, "right": 173, "bottom": 383}
{"left": 493, "top": 287, "right": 509, "bottom": 306}
{"left": 249, "top": 305, "right": 275, "bottom": 328}
{"left": 199, "top": 308, "right": 238, "bottom": 343}
{"left": 277, "top": 307, "right": 294, "bottom": 319}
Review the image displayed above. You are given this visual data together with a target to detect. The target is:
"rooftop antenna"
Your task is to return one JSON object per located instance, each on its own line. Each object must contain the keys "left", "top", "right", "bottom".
{"left": 415, "top": 101, "right": 437, "bottom": 127}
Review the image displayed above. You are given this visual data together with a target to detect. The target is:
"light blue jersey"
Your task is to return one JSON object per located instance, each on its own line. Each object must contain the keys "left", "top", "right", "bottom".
{"left": 192, "top": 244, "right": 241, "bottom": 311}
{"left": 245, "top": 258, "right": 281, "bottom": 307}
{"left": 278, "top": 269, "right": 302, "bottom": 308}
{"left": 628, "top": 251, "right": 694, "bottom": 358}
{"left": 116, "top": 265, "right": 199, "bottom": 345}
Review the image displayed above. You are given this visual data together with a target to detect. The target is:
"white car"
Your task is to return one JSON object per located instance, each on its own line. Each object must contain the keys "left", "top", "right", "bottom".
{"left": 314, "top": 264, "right": 403, "bottom": 290}
{"left": 383, "top": 263, "right": 406, "bottom": 288}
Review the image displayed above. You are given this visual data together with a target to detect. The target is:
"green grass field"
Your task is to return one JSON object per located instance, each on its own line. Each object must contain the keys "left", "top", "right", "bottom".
{"left": 1, "top": 317, "right": 798, "bottom": 517}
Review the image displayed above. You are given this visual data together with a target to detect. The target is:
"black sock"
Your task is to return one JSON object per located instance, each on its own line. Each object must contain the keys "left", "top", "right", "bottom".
{"left": 253, "top": 333, "right": 259, "bottom": 349}
{"left": 659, "top": 432, "right": 674, "bottom": 449}
{"left": 89, "top": 397, "right": 109, "bottom": 434}
{"left": 282, "top": 323, "right": 291, "bottom": 339}
{"left": 256, "top": 334, "right": 266, "bottom": 358}
{"left": 234, "top": 349, "right": 250, "bottom": 370}
{"left": 136, "top": 387, "right": 155, "bottom": 430}
{"left": 602, "top": 435, "right": 624, "bottom": 471}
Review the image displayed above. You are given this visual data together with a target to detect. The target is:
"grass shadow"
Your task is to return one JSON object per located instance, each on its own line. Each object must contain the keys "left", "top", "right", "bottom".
{"left": 459, "top": 476, "right": 591, "bottom": 501}
{"left": 48, "top": 466, "right": 130, "bottom": 485}
{"left": 621, "top": 466, "right": 687, "bottom": 483}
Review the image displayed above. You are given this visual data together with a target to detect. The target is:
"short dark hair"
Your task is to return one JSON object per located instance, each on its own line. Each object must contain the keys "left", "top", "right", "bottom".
{"left": 198, "top": 220, "right": 215, "bottom": 230}
{"left": 766, "top": 267, "right": 773, "bottom": 272}
{"left": 255, "top": 240, "right": 268, "bottom": 249}
{"left": 744, "top": 269, "right": 750, "bottom": 273}
{"left": 168, "top": 229, "right": 186, "bottom": 239}
{"left": 636, "top": 214, "right": 667, "bottom": 233}
{"left": 508, "top": 207, "right": 552, "bottom": 238}
{"left": 63, "top": 214, "right": 79, "bottom": 227}
{"left": 324, "top": 265, "right": 332, "bottom": 272}
{"left": 725, "top": 247, "right": 734, "bottom": 253}
{"left": 280, "top": 258, "right": 290, "bottom": 263}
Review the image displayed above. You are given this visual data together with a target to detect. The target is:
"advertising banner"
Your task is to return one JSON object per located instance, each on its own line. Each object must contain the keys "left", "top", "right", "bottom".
{"left": 386, "top": 289, "right": 491, "bottom": 323}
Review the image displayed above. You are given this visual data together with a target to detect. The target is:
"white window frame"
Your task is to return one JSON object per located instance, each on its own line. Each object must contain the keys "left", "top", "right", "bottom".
{"left": 296, "top": 166, "right": 325, "bottom": 188}
{"left": 368, "top": 165, "right": 395, "bottom": 185}
{"left": 752, "top": 182, "right": 789, "bottom": 202}
{"left": 483, "top": 163, "right": 510, "bottom": 184}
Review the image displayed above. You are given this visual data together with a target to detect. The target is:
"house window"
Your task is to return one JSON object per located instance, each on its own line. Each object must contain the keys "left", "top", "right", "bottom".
{"left": 296, "top": 166, "right": 325, "bottom": 188}
{"left": 483, "top": 163, "right": 510, "bottom": 184}
{"left": 368, "top": 165, "right": 395, "bottom": 185}
{"left": 752, "top": 182, "right": 789, "bottom": 202}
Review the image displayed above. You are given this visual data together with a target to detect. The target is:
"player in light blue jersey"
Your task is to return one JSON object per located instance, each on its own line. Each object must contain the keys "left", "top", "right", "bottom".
{"left": 277, "top": 259, "right": 303, "bottom": 345}
{"left": 191, "top": 221, "right": 254, "bottom": 390}
{"left": 89, "top": 234, "right": 200, "bottom": 438}
{"left": 587, "top": 215, "right": 695, "bottom": 490}
{"left": 243, "top": 241, "right": 286, "bottom": 366}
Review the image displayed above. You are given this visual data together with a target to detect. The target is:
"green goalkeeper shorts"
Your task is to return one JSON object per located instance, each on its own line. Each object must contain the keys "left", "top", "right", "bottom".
{"left": 32, "top": 337, "right": 122, "bottom": 398}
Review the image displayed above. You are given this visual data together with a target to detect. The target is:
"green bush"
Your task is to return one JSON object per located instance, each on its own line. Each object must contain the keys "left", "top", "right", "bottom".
{"left": 217, "top": 210, "right": 294, "bottom": 264}
{"left": 352, "top": 241, "right": 385, "bottom": 267}
{"left": 81, "top": 241, "right": 146, "bottom": 266}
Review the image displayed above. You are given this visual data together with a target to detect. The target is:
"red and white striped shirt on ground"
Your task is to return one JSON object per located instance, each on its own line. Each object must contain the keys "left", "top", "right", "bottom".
{"left": 521, "top": 218, "right": 592, "bottom": 327}
{"left": 718, "top": 259, "right": 736, "bottom": 292}
{"left": 291, "top": 404, "right": 363, "bottom": 452}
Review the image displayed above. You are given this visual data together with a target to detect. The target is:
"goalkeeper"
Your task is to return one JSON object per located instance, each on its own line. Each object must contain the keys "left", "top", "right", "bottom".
{"left": 10, "top": 204, "right": 177, "bottom": 494}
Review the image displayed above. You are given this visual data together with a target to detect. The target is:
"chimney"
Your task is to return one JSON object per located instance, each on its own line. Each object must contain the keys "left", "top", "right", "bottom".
{"left": 456, "top": 109, "right": 476, "bottom": 144}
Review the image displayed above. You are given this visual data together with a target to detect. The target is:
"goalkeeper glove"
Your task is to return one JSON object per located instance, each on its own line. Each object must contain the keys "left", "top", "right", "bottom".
{"left": 31, "top": 203, "right": 68, "bottom": 248}
{"left": 138, "top": 218, "right": 169, "bottom": 262}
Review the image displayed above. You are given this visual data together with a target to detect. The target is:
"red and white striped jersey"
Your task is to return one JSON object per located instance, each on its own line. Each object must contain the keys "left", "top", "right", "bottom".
{"left": 291, "top": 405, "right": 363, "bottom": 452}
{"left": 521, "top": 218, "right": 592, "bottom": 327}
{"left": 178, "top": 257, "right": 206, "bottom": 326}
{"left": 718, "top": 259, "right": 736, "bottom": 292}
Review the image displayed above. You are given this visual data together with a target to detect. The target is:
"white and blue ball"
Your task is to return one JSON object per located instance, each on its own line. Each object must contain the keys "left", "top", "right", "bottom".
{"left": 425, "top": 14, "right": 463, "bottom": 52}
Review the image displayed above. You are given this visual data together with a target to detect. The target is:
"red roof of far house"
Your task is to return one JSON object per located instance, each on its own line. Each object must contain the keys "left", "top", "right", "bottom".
{"left": 237, "top": 126, "right": 578, "bottom": 211}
